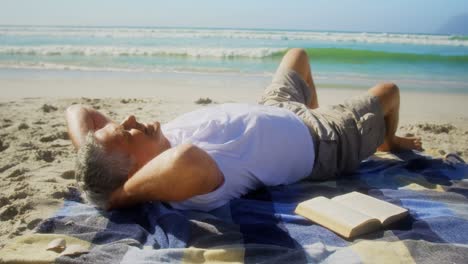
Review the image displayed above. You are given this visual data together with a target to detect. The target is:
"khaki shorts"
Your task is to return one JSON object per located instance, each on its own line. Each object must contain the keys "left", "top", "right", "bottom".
{"left": 259, "top": 68, "right": 386, "bottom": 180}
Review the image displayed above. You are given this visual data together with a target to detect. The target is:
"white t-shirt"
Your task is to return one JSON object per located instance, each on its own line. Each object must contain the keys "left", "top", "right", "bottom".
{"left": 163, "top": 103, "right": 315, "bottom": 211}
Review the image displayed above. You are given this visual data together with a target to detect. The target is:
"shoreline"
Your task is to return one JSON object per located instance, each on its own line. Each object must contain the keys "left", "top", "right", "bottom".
{"left": 2, "top": 68, "right": 467, "bottom": 97}
{"left": 1, "top": 72, "right": 467, "bottom": 125}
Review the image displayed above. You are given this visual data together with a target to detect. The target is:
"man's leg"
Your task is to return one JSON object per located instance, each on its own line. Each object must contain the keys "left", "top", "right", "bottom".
{"left": 277, "top": 48, "right": 319, "bottom": 109}
{"left": 368, "top": 82, "right": 422, "bottom": 151}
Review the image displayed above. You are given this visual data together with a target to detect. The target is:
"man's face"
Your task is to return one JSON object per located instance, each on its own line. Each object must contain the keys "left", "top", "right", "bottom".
{"left": 94, "top": 115, "right": 168, "bottom": 176}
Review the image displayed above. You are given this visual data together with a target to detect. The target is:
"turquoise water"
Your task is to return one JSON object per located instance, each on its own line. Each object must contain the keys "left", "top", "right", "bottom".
{"left": 1, "top": 26, "right": 467, "bottom": 93}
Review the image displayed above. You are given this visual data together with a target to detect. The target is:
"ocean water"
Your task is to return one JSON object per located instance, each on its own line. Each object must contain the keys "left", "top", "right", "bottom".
{"left": 1, "top": 26, "right": 467, "bottom": 93}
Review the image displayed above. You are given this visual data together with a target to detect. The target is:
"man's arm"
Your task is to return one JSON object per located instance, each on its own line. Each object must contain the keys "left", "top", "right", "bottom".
{"left": 108, "top": 143, "right": 224, "bottom": 209}
{"left": 65, "top": 105, "right": 112, "bottom": 149}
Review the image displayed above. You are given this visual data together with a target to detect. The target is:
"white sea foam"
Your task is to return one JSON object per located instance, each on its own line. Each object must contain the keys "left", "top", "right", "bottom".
{"left": 0, "top": 46, "right": 288, "bottom": 58}
{"left": 0, "top": 26, "right": 467, "bottom": 47}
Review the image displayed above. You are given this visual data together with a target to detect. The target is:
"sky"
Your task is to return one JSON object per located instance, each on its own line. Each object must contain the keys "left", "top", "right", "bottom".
{"left": 0, "top": 0, "right": 467, "bottom": 34}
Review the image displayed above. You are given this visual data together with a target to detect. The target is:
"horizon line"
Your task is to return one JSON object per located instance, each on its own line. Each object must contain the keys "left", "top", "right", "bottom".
{"left": 0, "top": 24, "right": 457, "bottom": 36}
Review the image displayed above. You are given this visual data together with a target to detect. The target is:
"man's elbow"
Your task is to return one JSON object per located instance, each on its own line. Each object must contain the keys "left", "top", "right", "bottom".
{"left": 65, "top": 104, "right": 87, "bottom": 117}
{"left": 65, "top": 105, "right": 93, "bottom": 150}
{"left": 65, "top": 105, "right": 82, "bottom": 124}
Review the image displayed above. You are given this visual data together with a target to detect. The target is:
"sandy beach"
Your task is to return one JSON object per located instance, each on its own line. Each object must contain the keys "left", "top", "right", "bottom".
{"left": 1, "top": 75, "right": 468, "bottom": 249}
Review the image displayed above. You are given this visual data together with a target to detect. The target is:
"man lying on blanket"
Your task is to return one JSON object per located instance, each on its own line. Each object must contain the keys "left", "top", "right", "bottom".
{"left": 66, "top": 48, "right": 422, "bottom": 211}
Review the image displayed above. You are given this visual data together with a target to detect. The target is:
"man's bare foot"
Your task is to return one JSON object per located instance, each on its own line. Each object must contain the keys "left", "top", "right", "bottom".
{"left": 377, "top": 136, "right": 423, "bottom": 152}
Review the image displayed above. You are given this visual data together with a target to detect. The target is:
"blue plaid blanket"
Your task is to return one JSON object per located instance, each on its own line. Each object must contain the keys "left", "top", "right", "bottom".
{"left": 1, "top": 152, "right": 467, "bottom": 263}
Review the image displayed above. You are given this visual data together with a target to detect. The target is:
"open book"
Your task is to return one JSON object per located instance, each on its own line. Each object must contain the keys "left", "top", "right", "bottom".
{"left": 294, "top": 192, "right": 408, "bottom": 239}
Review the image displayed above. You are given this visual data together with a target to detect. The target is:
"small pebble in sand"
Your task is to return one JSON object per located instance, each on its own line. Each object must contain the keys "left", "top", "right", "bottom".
{"left": 40, "top": 135, "right": 57, "bottom": 142}
{"left": 35, "top": 150, "right": 56, "bottom": 162}
{"left": 41, "top": 104, "right": 58, "bottom": 113}
{"left": 18, "top": 123, "right": 29, "bottom": 130}
{"left": 58, "top": 131, "right": 69, "bottom": 140}
{"left": 47, "top": 238, "right": 66, "bottom": 253}
{"left": 195, "top": 97, "right": 213, "bottom": 104}
{"left": 60, "top": 170, "right": 75, "bottom": 180}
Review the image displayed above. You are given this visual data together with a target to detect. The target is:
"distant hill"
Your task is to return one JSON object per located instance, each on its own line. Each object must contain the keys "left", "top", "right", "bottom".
{"left": 437, "top": 13, "right": 468, "bottom": 35}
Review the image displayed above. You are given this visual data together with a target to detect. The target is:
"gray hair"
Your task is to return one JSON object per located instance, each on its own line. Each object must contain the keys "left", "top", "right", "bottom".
{"left": 75, "top": 133, "right": 133, "bottom": 209}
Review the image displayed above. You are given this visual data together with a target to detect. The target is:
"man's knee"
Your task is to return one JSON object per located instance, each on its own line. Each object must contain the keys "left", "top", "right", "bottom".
{"left": 285, "top": 48, "right": 309, "bottom": 61}
{"left": 383, "top": 82, "right": 399, "bottom": 95}
{"left": 369, "top": 82, "right": 400, "bottom": 114}
{"left": 280, "top": 48, "right": 310, "bottom": 79}
{"left": 370, "top": 82, "right": 399, "bottom": 98}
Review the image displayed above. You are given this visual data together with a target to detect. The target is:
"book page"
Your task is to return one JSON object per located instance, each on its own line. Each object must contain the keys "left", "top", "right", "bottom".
{"left": 332, "top": 192, "right": 408, "bottom": 225}
{"left": 295, "top": 196, "right": 380, "bottom": 238}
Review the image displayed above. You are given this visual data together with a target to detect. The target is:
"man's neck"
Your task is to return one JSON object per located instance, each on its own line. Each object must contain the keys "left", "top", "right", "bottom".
{"left": 128, "top": 134, "right": 172, "bottom": 178}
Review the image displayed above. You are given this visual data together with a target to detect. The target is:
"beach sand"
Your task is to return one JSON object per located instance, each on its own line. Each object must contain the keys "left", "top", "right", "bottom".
{"left": 1, "top": 76, "right": 467, "bottom": 249}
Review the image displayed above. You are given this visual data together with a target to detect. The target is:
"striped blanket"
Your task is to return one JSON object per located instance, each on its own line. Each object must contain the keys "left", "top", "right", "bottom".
{"left": 1, "top": 152, "right": 467, "bottom": 263}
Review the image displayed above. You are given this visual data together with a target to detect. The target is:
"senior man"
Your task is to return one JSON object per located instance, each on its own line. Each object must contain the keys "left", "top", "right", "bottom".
{"left": 66, "top": 48, "right": 422, "bottom": 211}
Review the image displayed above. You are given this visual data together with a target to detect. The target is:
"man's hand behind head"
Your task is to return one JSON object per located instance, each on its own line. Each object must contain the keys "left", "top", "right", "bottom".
{"left": 65, "top": 105, "right": 112, "bottom": 150}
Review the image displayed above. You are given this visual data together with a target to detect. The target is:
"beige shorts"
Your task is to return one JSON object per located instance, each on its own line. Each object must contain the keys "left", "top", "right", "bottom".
{"left": 259, "top": 68, "right": 386, "bottom": 180}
